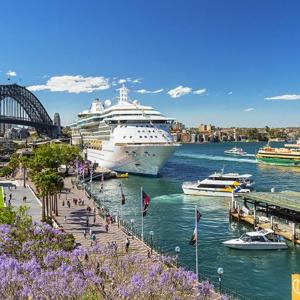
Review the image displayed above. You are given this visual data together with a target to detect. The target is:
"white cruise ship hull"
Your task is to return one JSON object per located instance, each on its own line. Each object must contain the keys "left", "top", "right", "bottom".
{"left": 87, "top": 143, "right": 179, "bottom": 176}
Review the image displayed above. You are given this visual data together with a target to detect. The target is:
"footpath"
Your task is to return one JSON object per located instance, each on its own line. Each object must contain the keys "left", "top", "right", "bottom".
{"left": 1, "top": 180, "right": 42, "bottom": 224}
{"left": 28, "top": 176, "right": 153, "bottom": 256}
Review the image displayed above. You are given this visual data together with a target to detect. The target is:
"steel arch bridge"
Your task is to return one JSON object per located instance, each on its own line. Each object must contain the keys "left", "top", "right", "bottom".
{"left": 0, "top": 84, "right": 58, "bottom": 137}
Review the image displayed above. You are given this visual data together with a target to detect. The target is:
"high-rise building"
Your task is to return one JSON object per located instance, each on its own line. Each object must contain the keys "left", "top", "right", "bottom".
{"left": 53, "top": 113, "right": 61, "bottom": 137}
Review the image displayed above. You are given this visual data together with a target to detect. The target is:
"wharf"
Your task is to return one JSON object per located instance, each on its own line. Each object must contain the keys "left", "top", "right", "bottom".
{"left": 230, "top": 191, "right": 300, "bottom": 245}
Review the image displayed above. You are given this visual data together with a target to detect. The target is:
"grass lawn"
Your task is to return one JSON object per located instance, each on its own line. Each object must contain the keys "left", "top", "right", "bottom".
{"left": 0, "top": 187, "right": 4, "bottom": 208}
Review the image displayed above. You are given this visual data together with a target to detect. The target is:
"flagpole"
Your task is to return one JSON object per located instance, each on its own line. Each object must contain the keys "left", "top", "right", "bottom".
{"left": 195, "top": 205, "right": 199, "bottom": 280}
{"left": 141, "top": 186, "right": 144, "bottom": 242}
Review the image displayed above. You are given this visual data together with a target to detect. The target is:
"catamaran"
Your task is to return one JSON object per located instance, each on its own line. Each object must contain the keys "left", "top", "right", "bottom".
{"left": 182, "top": 171, "right": 253, "bottom": 197}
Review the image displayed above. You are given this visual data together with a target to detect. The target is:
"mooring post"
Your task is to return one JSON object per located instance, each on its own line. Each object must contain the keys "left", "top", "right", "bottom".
{"left": 237, "top": 205, "right": 240, "bottom": 222}
{"left": 253, "top": 208, "right": 257, "bottom": 228}
{"left": 270, "top": 216, "right": 274, "bottom": 230}
{"left": 291, "top": 222, "right": 296, "bottom": 244}
{"left": 228, "top": 201, "right": 232, "bottom": 223}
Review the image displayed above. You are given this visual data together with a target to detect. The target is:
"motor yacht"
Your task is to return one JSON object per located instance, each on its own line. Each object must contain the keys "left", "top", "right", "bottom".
{"left": 224, "top": 147, "right": 248, "bottom": 156}
{"left": 222, "top": 229, "right": 288, "bottom": 250}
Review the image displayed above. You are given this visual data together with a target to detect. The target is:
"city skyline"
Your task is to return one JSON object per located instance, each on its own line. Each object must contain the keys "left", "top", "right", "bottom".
{"left": 1, "top": 0, "right": 300, "bottom": 127}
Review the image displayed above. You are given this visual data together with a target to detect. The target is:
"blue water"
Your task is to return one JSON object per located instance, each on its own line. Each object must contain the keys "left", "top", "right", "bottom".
{"left": 92, "top": 142, "right": 300, "bottom": 300}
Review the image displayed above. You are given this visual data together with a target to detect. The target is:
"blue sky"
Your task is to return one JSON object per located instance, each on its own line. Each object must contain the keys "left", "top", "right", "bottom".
{"left": 1, "top": 0, "right": 300, "bottom": 127}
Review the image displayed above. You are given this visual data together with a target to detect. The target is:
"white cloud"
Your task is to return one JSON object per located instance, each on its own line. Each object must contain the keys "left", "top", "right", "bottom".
{"left": 132, "top": 78, "right": 142, "bottom": 83}
{"left": 244, "top": 108, "right": 254, "bottom": 112}
{"left": 136, "top": 88, "right": 164, "bottom": 94}
{"left": 265, "top": 94, "right": 300, "bottom": 101}
{"left": 227, "top": 91, "right": 233, "bottom": 95}
{"left": 193, "top": 88, "right": 206, "bottom": 95}
{"left": 6, "top": 70, "right": 17, "bottom": 77}
{"left": 27, "top": 75, "right": 110, "bottom": 94}
{"left": 167, "top": 85, "right": 192, "bottom": 98}
{"left": 118, "top": 78, "right": 141, "bottom": 84}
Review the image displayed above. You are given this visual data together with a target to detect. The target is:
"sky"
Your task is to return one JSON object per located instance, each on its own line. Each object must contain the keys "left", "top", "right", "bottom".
{"left": 1, "top": 0, "right": 300, "bottom": 128}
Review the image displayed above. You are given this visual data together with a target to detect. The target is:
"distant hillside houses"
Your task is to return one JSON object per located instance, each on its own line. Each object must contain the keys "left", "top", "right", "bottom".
{"left": 170, "top": 123, "right": 300, "bottom": 143}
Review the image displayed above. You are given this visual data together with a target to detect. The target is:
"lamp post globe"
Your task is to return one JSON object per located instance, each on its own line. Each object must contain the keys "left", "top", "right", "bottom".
{"left": 217, "top": 267, "right": 224, "bottom": 292}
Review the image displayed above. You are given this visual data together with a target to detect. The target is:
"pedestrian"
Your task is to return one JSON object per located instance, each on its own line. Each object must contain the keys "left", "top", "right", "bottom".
{"left": 89, "top": 228, "right": 92, "bottom": 237}
{"left": 92, "top": 233, "right": 96, "bottom": 244}
{"left": 23, "top": 196, "right": 26, "bottom": 203}
{"left": 125, "top": 238, "right": 130, "bottom": 254}
{"left": 62, "top": 200, "right": 65, "bottom": 206}
{"left": 67, "top": 200, "right": 71, "bottom": 208}
{"left": 93, "top": 214, "right": 96, "bottom": 224}
{"left": 8, "top": 199, "right": 11, "bottom": 206}
{"left": 105, "top": 223, "right": 109, "bottom": 232}
{"left": 147, "top": 249, "right": 151, "bottom": 259}
{"left": 9, "top": 193, "right": 12, "bottom": 201}
{"left": 86, "top": 218, "right": 89, "bottom": 228}
{"left": 83, "top": 229, "right": 87, "bottom": 239}
{"left": 64, "top": 215, "right": 67, "bottom": 222}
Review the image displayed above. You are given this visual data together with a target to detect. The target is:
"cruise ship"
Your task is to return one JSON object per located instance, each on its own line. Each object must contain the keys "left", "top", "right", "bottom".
{"left": 70, "top": 85, "right": 180, "bottom": 176}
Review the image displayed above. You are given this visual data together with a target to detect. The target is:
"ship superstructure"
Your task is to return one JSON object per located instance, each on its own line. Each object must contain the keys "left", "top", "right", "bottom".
{"left": 70, "top": 85, "right": 180, "bottom": 175}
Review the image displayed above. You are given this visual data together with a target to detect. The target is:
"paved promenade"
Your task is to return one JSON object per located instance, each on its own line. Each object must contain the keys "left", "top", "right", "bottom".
{"left": 2, "top": 180, "right": 42, "bottom": 223}
{"left": 29, "top": 176, "right": 153, "bottom": 256}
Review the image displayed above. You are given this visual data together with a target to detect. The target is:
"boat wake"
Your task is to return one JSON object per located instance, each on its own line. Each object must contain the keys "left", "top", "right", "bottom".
{"left": 174, "top": 153, "right": 258, "bottom": 164}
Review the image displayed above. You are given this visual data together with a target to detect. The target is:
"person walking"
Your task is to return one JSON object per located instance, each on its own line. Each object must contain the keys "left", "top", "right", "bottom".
{"left": 105, "top": 223, "right": 109, "bottom": 232}
{"left": 23, "top": 196, "right": 26, "bottom": 203}
{"left": 93, "top": 214, "right": 96, "bottom": 224}
{"left": 92, "top": 233, "right": 96, "bottom": 244}
{"left": 67, "top": 200, "right": 71, "bottom": 208}
{"left": 64, "top": 215, "right": 67, "bottom": 223}
{"left": 86, "top": 218, "right": 89, "bottom": 228}
{"left": 125, "top": 238, "right": 130, "bottom": 254}
{"left": 9, "top": 193, "right": 12, "bottom": 201}
{"left": 83, "top": 229, "right": 87, "bottom": 239}
{"left": 89, "top": 228, "right": 93, "bottom": 237}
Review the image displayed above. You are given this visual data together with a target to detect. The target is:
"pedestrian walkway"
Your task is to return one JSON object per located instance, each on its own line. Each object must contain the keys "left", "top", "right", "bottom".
{"left": 1, "top": 180, "right": 42, "bottom": 223}
{"left": 54, "top": 176, "right": 154, "bottom": 256}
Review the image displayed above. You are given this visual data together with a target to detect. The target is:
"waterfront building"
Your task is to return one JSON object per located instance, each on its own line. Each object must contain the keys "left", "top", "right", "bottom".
{"left": 70, "top": 85, "right": 180, "bottom": 176}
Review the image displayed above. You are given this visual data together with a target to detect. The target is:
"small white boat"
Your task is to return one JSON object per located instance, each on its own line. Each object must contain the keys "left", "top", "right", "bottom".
{"left": 224, "top": 147, "right": 248, "bottom": 156}
{"left": 223, "top": 229, "right": 288, "bottom": 250}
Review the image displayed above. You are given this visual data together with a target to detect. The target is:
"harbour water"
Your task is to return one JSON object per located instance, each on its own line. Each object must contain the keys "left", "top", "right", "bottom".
{"left": 92, "top": 142, "right": 300, "bottom": 300}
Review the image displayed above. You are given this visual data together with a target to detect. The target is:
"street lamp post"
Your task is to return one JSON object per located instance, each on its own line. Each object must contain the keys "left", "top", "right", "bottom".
{"left": 130, "top": 219, "right": 135, "bottom": 240}
{"left": 149, "top": 230, "right": 154, "bottom": 253}
{"left": 175, "top": 246, "right": 180, "bottom": 267}
{"left": 217, "top": 267, "right": 224, "bottom": 293}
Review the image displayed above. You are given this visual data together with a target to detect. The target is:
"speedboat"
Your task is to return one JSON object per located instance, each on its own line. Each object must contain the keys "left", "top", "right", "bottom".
{"left": 224, "top": 147, "right": 248, "bottom": 156}
{"left": 223, "top": 229, "right": 288, "bottom": 250}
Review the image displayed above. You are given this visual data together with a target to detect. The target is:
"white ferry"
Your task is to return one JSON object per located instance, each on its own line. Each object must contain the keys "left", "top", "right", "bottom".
{"left": 70, "top": 85, "right": 180, "bottom": 176}
{"left": 182, "top": 172, "right": 253, "bottom": 197}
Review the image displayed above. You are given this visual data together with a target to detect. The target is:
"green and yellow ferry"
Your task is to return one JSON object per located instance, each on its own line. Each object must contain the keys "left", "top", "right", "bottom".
{"left": 256, "top": 146, "right": 300, "bottom": 166}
